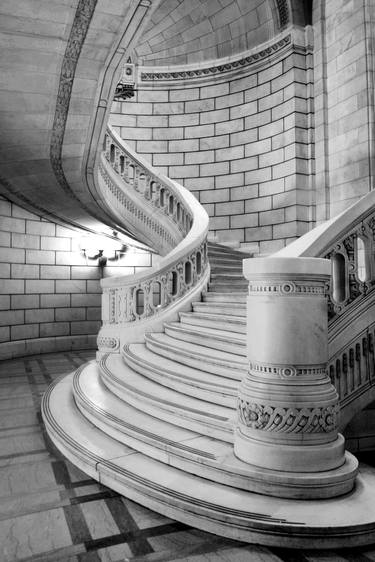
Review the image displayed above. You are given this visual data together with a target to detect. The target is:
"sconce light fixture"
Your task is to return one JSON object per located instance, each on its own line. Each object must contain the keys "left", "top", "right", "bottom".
{"left": 80, "top": 233, "right": 126, "bottom": 267}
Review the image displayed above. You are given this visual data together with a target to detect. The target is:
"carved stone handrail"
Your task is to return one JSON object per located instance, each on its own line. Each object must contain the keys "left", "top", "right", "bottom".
{"left": 275, "top": 191, "right": 375, "bottom": 423}
{"left": 97, "top": 125, "right": 210, "bottom": 351}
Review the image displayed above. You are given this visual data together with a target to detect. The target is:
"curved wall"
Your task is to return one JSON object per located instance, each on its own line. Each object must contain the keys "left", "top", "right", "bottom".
{"left": 111, "top": 28, "right": 314, "bottom": 253}
{"left": 0, "top": 197, "right": 153, "bottom": 360}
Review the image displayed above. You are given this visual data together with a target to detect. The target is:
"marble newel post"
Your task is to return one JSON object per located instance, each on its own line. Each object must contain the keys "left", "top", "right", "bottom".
{"left": 234, "top": 257, "right": 358, "bottom": 499}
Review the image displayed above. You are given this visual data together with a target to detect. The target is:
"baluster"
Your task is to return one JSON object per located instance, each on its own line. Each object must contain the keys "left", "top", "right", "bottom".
{"left": 153, "top": 182, "right": 160, "bottom": 206}
{"left": 114, "top": 148, "right": 121, "bottom": 172}
{"left": 144, "top": 176, "right": 152, "bottom": 200}
{"left": 342, "top": 353, "right": 348, "bottom": 398}
{"left": 336, "top": 359, "right": 342, "bottom": 398}
{"left": 104, "top": 134, "right": 111, "bottom": 160}
{"left": 126, "top": 157, "right": 132, "bottom": 183}
{"left": 348, "top": 347, "right": 354, "bottom": 396}
{"left": 355, "top": 342, "right": 361, "bottom": 389}
{"left": 363, "top": 336, "right": 369, "bottom": 382}
{"left": 133, "top": 166, "right": 139, "bottom": 191}
{"left": 369, "top": 332, "right": 375, "bottom": 380}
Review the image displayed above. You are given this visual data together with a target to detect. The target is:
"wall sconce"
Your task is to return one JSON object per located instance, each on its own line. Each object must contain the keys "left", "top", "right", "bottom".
{"left": 80, "top": 234, "right": 126, "bottom": 267}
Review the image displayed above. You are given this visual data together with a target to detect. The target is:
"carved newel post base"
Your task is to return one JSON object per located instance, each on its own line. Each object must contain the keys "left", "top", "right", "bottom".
{"left": 234, "top": 257, "right": 358, "bottom": 499}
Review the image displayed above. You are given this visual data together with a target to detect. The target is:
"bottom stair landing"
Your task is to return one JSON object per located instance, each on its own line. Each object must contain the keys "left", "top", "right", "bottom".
{"left": 43, "top": 365, "right": 375, "bottom": 549}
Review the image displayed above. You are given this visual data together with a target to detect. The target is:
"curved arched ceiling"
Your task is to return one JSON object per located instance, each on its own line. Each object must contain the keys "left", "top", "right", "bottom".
{"left": 0, "top": 0, "right": 157, "bottom": 237}
{"left": 135, "top": 0, "right": 279, "bottom": 67}
{"left": 135, "top": 0, "right": 313, "bottom": 67}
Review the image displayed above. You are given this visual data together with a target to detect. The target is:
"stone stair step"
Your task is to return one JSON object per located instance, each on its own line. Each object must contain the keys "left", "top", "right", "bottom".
{"left": 210, "top": 259, "right": 244, "bottom": 267}
{"left": 163, "top": 322, "right": 246, "bottom": 356}
{"left": 99, "top": 353, "right": 235, "bottom": 442}
{"left": 144, "top": 332, "right": 246, "bottom": 380}
{"left": 192, "top": 301, "right": 246, "bottom": 317}
{"left": 73, "top": 364, "right": 280, "bottom": 491}
{"left": 202, "top": 291, "right": 247, "bottom": 303}
{"left": 210, "top": 272, "right": 246, "bottom": 280}
{"left": 122, "top": 342, "right": 237, "bottom": 406}
{"left": 43, "top": 374, "right": 375, "bottom": 549}
{"left": 208, "top": 283, "right": 248, "bottom": 293}
{"left": 179, "top": 311, "right": 246, "bottom": 334}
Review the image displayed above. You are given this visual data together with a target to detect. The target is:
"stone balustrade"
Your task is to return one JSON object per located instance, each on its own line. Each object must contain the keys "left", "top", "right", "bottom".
{"left": 275, "top": 191, "right": 375, "bottom": 424}
{"left": 102, "top": 127, "right": 193, "bottom": 253}
{"left": 97, "top": 126, "right": 210, "bottom": 351}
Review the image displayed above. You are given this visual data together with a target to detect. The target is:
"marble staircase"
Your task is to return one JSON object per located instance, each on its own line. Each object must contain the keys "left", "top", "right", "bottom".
{"left": 42, "top": 242, "right": 375, "bottom": 548}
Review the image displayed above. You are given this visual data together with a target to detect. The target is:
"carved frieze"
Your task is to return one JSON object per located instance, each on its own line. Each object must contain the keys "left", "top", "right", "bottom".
{"left": 238, "top": 400, "right": 339, "bottom": 434}
{"left": 140, "top": 35, "right": 292, "bottom": 82}
{"left": 97, "top": 336, "right": 120, "bottom": 351}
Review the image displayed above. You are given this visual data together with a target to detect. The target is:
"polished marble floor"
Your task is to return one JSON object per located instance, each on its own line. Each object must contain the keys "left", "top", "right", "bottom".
{"left": 1, "top": 350, "right": 375, "bottom": 561}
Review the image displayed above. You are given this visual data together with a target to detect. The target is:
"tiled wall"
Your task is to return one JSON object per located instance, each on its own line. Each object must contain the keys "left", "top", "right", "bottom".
{"left": 313, "top": 0, "right": 374, "bottom": 221}
{"left": 0, "top": 197, "right": 153, "bottom": 359}
{"left": 110, "top": 39, "right": 314, "bottom": 254}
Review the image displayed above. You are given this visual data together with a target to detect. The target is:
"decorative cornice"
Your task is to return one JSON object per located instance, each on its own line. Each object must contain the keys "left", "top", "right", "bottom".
{"left": 140, "top": 35, "right": 292, "bottom": 82}
{"left": 249, "top": 362, "right": 327, "bottom": 378}
{"left": 248, "top": 280, "right": 328, "bottom": 296}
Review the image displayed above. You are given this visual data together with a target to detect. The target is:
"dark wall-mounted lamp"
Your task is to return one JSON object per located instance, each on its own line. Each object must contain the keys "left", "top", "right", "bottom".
{"left": 114, "top": 61, "right": 136, "bottom": 100}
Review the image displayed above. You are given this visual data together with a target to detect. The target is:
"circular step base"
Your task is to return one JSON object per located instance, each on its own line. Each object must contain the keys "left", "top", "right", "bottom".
{"left": 42, "top": 372, "right": 375, "bottom": 550}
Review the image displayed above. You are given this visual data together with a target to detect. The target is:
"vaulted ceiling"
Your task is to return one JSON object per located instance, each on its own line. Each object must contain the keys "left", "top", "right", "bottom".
{"left": 135, "top": 0, "right": 312, "bottom": 67}
{"left": 0, "top": 0, "right": 312, "bottom": 233}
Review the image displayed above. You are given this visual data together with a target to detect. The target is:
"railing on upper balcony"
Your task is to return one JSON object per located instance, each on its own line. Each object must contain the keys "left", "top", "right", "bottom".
{"left": 275, "top": 191, "right": 375, "bottom": 424}
{"left": 96, "top": 126, "right": 210, "bottom": 352}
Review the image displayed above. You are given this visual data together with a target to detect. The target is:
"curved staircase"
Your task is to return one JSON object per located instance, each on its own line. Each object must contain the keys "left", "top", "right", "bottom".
{"left": 43, "top": 240, "right": 375, "bottom": 548}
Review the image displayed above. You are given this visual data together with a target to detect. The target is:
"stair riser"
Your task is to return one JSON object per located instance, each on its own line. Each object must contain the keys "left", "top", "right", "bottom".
{"left": 180, "top": 314, "right": 246, "bottom": 334}
{"left": 193, "top": 304, "right": 246, "bottom": 317}
{"left": 164, "top": 326, "right": 246, "bottom": 356}
{"left": 202, "top": 293, "right": 247, "bottom": 304}
{"left": 210, "top": 274, "right": 246, "bottom": 280}
{"left": 209, "top": 260, "right": 243, "bottom": 266}
{"left": 208, "top": 285, "right": 248, "bottom": 293}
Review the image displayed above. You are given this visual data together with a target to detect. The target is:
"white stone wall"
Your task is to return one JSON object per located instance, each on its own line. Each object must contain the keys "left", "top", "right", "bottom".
{"left": 0, "top": 197, "right": 153, "bottom": 359}
{"left": 313, "top": 0, "right": 375, "bottom": 221}
{"left": 110, "top": 38, "right": 314, "bottom": 254}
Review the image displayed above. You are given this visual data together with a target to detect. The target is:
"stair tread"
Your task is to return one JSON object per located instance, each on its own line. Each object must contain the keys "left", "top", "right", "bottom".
{"left": 75, "top": 363, "right": 230, "bottom": 458}
{"left": 124, "top": 342, "right": 238, "bottom": 397}
{"left": 75, "top": 365, "right": 318, "bottom": 492}
{"left": 192, "top": 302, "right": 246, "bottom": 316}
{"left": 180, "top": 311, "right": 246, "bottom": 325}
{"left": 145, "top": 332, "right": 246, "bottom": 371}
{"left": 101, "top": 353, "right": 234, "bottom": 422}
{"left": 165, "top": 321, "right": 246, "bottom": 344}
{"left": 203, "top": 292, "right": 247, "bottom": 303}
{"left": 180, "top": 311, "right": 245, "bottom": 327}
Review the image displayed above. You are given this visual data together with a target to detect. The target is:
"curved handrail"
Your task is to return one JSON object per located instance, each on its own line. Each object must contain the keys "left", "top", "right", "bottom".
{"left": 275, "top": 190, "right": 375, "bottom": 426}
{"left": 97, "top": 125, "right": 210, "bottom": 350}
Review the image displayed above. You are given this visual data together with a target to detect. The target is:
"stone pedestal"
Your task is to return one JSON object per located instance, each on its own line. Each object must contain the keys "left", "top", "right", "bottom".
{"left": 234, "top": 257, "right": 358, "bottom": 498}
